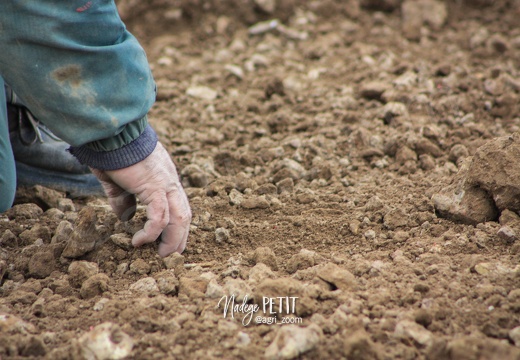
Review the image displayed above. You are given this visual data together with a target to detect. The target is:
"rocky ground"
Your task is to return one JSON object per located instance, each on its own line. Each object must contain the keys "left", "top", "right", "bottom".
{"left": 2, "top": 0, "right": 520, "bottom": 359}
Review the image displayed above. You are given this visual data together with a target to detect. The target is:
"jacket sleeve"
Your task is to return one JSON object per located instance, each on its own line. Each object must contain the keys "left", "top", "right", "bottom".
{"left": 69, "top": 116, "right": 158, "bottom": 171}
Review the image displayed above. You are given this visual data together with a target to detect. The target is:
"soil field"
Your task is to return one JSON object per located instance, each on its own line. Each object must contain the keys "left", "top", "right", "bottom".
{"left": 2, "top": 0, "right": 520, "bottom": 359}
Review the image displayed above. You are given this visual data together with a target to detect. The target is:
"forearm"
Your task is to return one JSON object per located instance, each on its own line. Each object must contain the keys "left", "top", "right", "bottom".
{"left": 0, "top": 0, "right": 156, "bottom": 150}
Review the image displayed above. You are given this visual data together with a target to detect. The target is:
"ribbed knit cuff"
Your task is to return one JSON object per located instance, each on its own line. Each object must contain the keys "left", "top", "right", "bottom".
{"left": 84, "top": 116, "right": 148, "bottom": 152}
{"left": 69, "top": 125, "right": 158, "bottom": 171}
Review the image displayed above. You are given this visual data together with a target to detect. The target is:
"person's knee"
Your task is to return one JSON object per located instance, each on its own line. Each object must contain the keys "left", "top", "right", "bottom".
{"left": 0, "top": 180, "right": 15, "bottom": 213}
{"left": 0, "top": 194, "right": 14, "bottom": 213}
{"left": 0, "top": 160, "right": 16, "bottom": 213}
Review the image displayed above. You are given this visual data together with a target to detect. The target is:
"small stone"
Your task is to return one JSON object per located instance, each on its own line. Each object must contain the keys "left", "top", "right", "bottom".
{"left": 393, "top": 230, "right": 409, "bottom": 242}
{"left": 215, "top": 227, "right": 231, "bottom": 243}
{"left": 129, "top": 277, "right": 159, "bottom": 294}
{"left": 395, "top": 320, "right": 433, "bottom": 347}
{"left": 116, "top": 263, "right": 129, "bottom": 275}
{"left": 499, "top": 209, "right": 520, "bottom": 226}
{"left": 305, "top": 163, "right": 333, "bottom": 181}
{"left": 248, "top": 19, "right": 279, "bottom": 36}
{"left": 9, "top": 291, "right": 37, "bottom": 305}
{"left": 360, "top": 148, "right": 385, "bottom": 160}
{"left": 154, "top": 270, "right": 179, "bottom": 295}
{"left": 186, "top": 86, "right": 218, "bottom": 100}
{"left": 484, "top": 79, "right": 504, "bottom": 96}
{"left": 248, "top": 263, "right": 277, "bottom": 285}
{"left": 28, "top": 252, "right": 56, "bottom": 279}
{"left": 251, "top": 247, "right": 279, "bottom": 271}
{"left": 432, "top": 156, "right": 501, "bottom": 225}
{"left": 268, "top": 196, "right": 283, "bottom": 209}
{"left": 93, "top": 298, "right": 110, "bottom": 311}
{"left": 77, "top": 322, "right": 133, "bottom": 360}
{"left": 157, "top": 56, "right": 173, "bottom": 66}
{"left": 80, "top": 274, "right": 110, "bottom": 299}
{"left": 272, "top": 159, "right": 306, "bottom": 180}
{"left": 382, "top": 102, "right": 408, "bottom": 126}
{"left": 395, "top": 146, "right": 417, "bottom": 164}
{"left": 364, "top": 230, "right": 376, "bottom": 240}
{"left": 473, "top": 263, "right": 490, "bottom": 275}
{"left": 415, "top": 309, "right": 433, "bottom": 328}
{"left": 365, "top": 196, "right": 384, "bottom": 211}
{"left": 129, "top": 259, "right": 151, "bottom": 275}
{"left": 265, "top": 77, "right": 285, "bottom": 99}
{"left": 509, "top": 326, "right": 520, "bottom": 347}
{"left": 242, "top": 196, "right": 270, "bottom": 209}
{"left": 343, "top": 330, "right": 381, "bottom": 360}
{"left": 497, "top": 226, "right": 517, "bottom": 243}
{"left": 236, "top": 331, "right": 251, "bottom": 347}
{"left": 19, "top": 224, "right": 51, "bottom": 244}
{"left": 286, "top": 249, "right": 317, "bottom": 274}
{"left": 264, "top": 324, "right": 323, "bottom": 360}
{"left": 1, "top": 229, "right": 18, "bottom": 247}
{"left": 349, "top": 220, "right": 361, "bottom": 235}
{"left": 110, "top": 233, "right": 133, "bottom": 250}
{"left": 276, "top": 178, "right": 294, "bottom": 194}
{"left": 223, "top": 278, "right": 251, "bottom": 302}
{"left": 295, "top": 192, "right": 315, "bottom": 204}
{"left": 51, "top": 221, "right": 73, "bottom": 244}
{"left": 217, "top": 319, "right": 239, "bottom": 336}
{"left": 188, "top": 172, "right": 209, "bottom": 188}
{"left": 316, "top": 263, "right": 356, "bottom": 290}
{"left": 44, "top": 208, "right": 65, "bottom": 221}
{"left": 57, "top": 198, "right": 75, "bottom": 212}
{"left": 415, "top": 138, "right": 443, "bottom": 158}
{"left": 413, "top": 283, "right": 430, "bottom": 294}
{"left": 181, "top": 164, "right": 209, "bottom": 188}
{"left": 449, "top": 144, "right": 469, "bottom": 164}
{"left": 419, "top": 154, "right": 436, "bottom": 171}
{"left": 254, "top": 278, "right": 304, "bottom": 309}
{"left": 488, "top": 34, "right": 509, "bottom": 53}
{"left": 62, "top": 207, "right": 99, "bottom": 258}
{"left": 254, "top": 0, "right": 276, "bottom": 13}
{"left": 272, "top": 168, "right": 300, "bottom": 184}
{"left": 205, "top": 279, "right": 225, "bottom": 299}
{"left": 360, "top": 81, "right": 388, "bottom": 101}
{"left": 401, "top": 0, "right": 447, "bottom": 41}
{"left": 0, "top": 313, "right": 37, "bottom": 333}
{"left": 163, "top": 252, "right": 185, "bottom": 274}
{"left": 432, "top": 188, "right": 498, "bottom": 225}
{"left": 256, "top": 183, "right": 278, "bottom": 195}
{"left": 179, "top": 276, "right": 209, "bottom": 299}
{"left": 68, "top": 261, "right": 99, "bottom": 288}
{"left": 6, "top": 203, "right": 43, "bottom": 220}
{"left": 384, "top": 208, "right": 408, "bottom": 229}
{"left": 435, "top": 64, "right": 451, "bottom": 76}
{"left": 224, "top": 64, "right": 244, "bottom": 79}
{"left": 466, "top": 134, "right": 520, "bottom": 213}
{"left": 229, "top": 189, "right": 245, "bottom": 206}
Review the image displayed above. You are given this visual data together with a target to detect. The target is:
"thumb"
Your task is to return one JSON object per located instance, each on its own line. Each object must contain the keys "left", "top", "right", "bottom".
{"left": 90, "top": 168, "right": 137, "bottom": 221}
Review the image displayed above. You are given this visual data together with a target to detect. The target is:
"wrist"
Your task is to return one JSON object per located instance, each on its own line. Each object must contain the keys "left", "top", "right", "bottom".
{"left": 69, "top": 124, "right": 158, "bottom": 171}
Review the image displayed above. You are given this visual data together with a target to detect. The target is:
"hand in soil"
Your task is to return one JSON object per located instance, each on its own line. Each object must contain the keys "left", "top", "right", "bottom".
{"left": 91, "top": 142, "right": 191, "bottom": 256}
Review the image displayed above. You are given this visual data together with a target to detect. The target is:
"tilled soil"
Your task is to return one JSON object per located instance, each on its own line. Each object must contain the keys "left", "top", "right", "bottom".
{"left": 2, "top": 1, "right": 520, "bottom": 359}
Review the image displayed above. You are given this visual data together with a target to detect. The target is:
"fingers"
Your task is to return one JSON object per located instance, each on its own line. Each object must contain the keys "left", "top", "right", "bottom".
{"left": 108, "top": 193, "right": 137, "bottom": 221}
{"left": 90, "top": 168, "right": 137, "bottom": 221}
{"left": 131, "top": 192, "right": 169, "bottom": 247}
{"left": 158, "top": 186, "right": 192, "bottom": 257}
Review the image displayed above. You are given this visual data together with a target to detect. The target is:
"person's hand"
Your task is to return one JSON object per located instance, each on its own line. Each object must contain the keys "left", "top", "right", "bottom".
{"left": 90, "top": 142, "right": 191, "bottom": 257}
